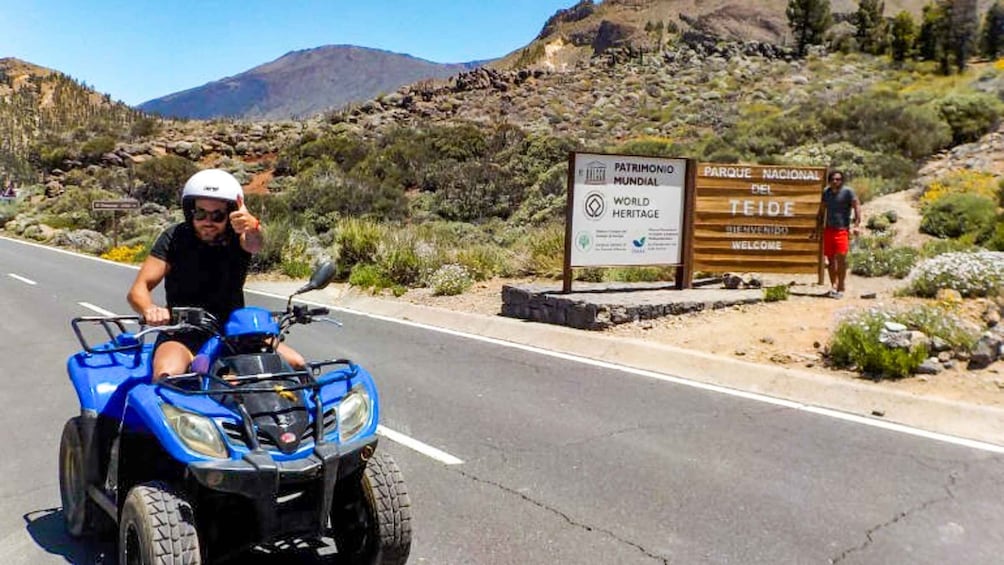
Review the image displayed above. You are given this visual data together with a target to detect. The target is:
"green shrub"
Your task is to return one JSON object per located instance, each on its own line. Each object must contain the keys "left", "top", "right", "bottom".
{"left": 429, "top": 160, "right": 520, "bottom": 221}
{"left": 288, "top": 161, "right": 407, "bottom": 220}
{"left": 455, "top": 244, "right": 508, "bottom": 281}
{"left": 849, "top": 246, "right": 918, "bottom": 278}
{"left": 334, "top": 218, "right": 384, "bottom": 277}
{"left": 920, "top": 235, "right": 984, "bottom": 257}
{"left": 279, "top": 228, "right": 315, "bottom": 278}
{"left": 134, "top": 155, "right": 199, "bottom": 207}
{"left": 605, "top": 266, "right": 674, "bottom": 282}
{"left": 763, "top": 284, "right": 790, "bottom": 302}
{"left": 936, "top": 92, "right": 1003, "bottom": 144}
{"left": 348, "top": 263, "right": 403, "bottom": 295}
{"left": 130, "top": 117, "right": 161, "bottom": 139}
{"left": 523, "top": 224, "right": 565, "bottom": 278}
{"left": 987, "top": 220, "right": 1004, "bottom": 251}
{"left": 920, "top": 193, "right": 997, "bottom": 239}
{"left": 428, "top": 264, "right": 474, "bottom": 296}
{"left": 33, "top": 141, "right": 72, "bottom": 171}
{"left": 866, "top": 214, "right": 891, "bottom": 231}
{"left": 905, "top": 251, "right": 1004, "bottom": 297}
{"left": 821, "top": 91, "right": 952, "bottom": 159}
{"left": 80, "top": 136, "right": 116, "bottom": 163}
{"left": 376, "top": 232, "right": 422, "bottom": 286}
{"left": 829, "top": 310, "right": 927, "bottom": 379}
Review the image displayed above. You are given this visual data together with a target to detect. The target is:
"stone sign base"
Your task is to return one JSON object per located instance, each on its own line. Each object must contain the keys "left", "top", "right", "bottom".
{"left": 501, "top": 282, "right": 764, "bottom": 330}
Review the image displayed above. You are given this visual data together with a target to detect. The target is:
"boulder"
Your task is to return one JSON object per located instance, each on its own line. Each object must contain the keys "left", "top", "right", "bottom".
{"left": 53, "top": 229, "right": 110, "bottom": 255}
{"left": 879, "top": 329, "right": 912, "bottom": 350}
{"left": 915, "top": 358, "right": 943, "bottom": 375}
{"left": 23, "top": 224, "right": 57, "bottom": 242}
{"left": 967, "top": 334, "right": 1003, "bottom": 370}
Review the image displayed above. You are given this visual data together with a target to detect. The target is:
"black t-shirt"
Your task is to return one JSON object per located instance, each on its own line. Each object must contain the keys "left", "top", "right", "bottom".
{"left": 149, "top": 222, "right": 251, "bottom": 324}
{"left": 821, "top": 186, "right": 857, "bottom": 229}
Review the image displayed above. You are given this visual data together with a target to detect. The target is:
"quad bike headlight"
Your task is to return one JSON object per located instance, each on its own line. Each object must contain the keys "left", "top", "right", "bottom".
{"left": 162, "top": 404, "right": 229, "bottom": 459}
{"left": 338, "top": 386, "right": 372, "bottom": 443}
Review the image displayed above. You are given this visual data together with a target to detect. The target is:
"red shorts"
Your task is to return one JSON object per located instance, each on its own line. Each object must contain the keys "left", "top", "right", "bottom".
{"left": 823, "top": 227, "right": 849, "bottom": 257}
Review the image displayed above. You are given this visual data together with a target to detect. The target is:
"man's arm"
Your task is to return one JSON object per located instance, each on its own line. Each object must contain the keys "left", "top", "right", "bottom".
{"left": 852, "top": 196, "right": 862, "bottom": 228}
{"left": 127, "top": 255, "right": 171, "bottom": 325}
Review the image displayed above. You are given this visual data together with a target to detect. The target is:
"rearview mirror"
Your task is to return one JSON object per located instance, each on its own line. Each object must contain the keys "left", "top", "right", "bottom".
{"left": 293, "top": 262, "right": 337, "bottom": 296}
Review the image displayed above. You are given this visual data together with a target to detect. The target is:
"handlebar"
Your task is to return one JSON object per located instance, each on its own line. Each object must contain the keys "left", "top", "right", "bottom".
{"left": 72, "top": 303, "right": 340, "bottom": 355}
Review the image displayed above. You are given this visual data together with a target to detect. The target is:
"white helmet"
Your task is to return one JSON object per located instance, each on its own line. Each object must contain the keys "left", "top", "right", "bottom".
{"left": 182, "top": 168, "right": 243, "bottom": 204}
{"left": 181, "top": 169, "right": 243, "bottom": 220}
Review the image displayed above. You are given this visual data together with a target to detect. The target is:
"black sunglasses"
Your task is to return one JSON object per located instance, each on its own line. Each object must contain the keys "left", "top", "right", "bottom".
{"left": 193, "top": 207, "right": 227, "bottom": 223}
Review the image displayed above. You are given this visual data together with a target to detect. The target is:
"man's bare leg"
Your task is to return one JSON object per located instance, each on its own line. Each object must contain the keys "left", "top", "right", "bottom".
{"left": 826, "top": 256, "right": 838, "bottom": 290}
{"left": 835, "top": 253, "right": 848, "bottom": 293}
{"left": 152, "top": 342, "right": 194, "bottom": 381}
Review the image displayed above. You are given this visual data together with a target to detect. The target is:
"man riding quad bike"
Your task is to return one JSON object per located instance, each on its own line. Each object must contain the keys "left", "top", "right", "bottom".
{"left": 59, "top": 263, "right": 412, "bottom": 564}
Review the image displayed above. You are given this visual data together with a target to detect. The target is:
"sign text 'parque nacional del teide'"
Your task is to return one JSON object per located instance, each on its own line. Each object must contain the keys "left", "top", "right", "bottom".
{"left": 693, "top": 163, "right": 826, "bottom": 275}
{"left": 565, "top": 152, "right": 690, "bottom": 291}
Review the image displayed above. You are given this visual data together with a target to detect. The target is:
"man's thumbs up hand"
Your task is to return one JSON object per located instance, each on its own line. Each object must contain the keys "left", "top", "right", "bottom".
{"left": 230, "top": 194, "right": 260, "bottom": 234}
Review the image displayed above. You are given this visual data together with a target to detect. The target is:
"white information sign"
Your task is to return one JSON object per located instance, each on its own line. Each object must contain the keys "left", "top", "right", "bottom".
{"left": 568, "top": 153, "right": 687, "bottom": 267}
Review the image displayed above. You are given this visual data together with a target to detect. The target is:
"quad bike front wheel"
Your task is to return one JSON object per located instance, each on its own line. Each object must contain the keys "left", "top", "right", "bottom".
{"left": 331, "top": 451, "right": 412, "bottom": 565}
{"left": 119, "top": 482, "right": 202, "bottom": 565}
{"left": 59, "top": 417, "right": 105, "bottom": 537}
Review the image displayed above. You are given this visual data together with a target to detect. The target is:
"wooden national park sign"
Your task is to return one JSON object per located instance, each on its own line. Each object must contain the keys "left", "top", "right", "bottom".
{"left": 692, "top": 163, "right": 826, "bottom": 275}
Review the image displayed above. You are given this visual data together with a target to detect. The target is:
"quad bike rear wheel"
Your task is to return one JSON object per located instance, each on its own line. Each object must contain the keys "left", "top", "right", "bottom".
{"left": 59, "top": 417, "right": 106, "bottom": 537}
{"left": 331, "top": 451, "right": 412, "bottom": 565}
{"left": 119, "top": 481, "right": 202, "bottom": 565}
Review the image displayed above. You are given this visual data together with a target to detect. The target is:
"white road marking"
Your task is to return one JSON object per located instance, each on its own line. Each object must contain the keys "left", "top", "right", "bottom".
{"left": 7, "top": 273, "right": 36, "bottom": 285}
{"left": 378, "top": 425, "right": 464, "bottom": 465}
{"left": 77, "top": 302, "right": 138, "bottom": 325}
{"left": 78, "top": 301, "right": 118, "bottom": 316}
{"left": 8, "top": 236, "right": 1004, "bottom": 456}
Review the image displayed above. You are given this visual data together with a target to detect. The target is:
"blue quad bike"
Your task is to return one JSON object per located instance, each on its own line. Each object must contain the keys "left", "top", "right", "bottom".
{"left": 59, "top": 263, "right": 412, "bottom": 564}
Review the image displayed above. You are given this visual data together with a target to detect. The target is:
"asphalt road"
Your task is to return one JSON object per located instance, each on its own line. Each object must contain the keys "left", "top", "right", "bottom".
{"left": 2, "top": 235, "right": 1004, "bottom": 565}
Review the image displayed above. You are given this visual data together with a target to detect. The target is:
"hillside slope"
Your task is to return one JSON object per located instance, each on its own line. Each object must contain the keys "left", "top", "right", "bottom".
{"left": 0, "top": 58, "right": 141, "bottom": 181}
{"left": 139, "top": 45, "right": 482, "bottom": 121}
{"left": 497, "top": 0, "right": 989, "bottom": 70}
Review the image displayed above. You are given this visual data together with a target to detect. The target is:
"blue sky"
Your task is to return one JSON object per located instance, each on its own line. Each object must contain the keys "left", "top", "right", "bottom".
{"left": 1, "top": 0, "right": 578, "bottom": 106}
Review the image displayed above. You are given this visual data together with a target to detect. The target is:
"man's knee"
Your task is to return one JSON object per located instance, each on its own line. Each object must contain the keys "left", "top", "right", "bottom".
{"left": 152, "top": 342, "right": 193, "bottom": 380}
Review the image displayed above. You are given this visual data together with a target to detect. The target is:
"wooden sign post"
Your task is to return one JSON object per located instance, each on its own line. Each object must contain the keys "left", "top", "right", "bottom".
{"left": 91, "top": 199, "right": 140, "bottom": 249}
{"left": 692, "top": 164, "right": 825, "bottom": 281}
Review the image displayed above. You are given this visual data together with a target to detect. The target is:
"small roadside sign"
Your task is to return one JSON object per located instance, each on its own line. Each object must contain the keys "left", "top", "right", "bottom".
{"left": 91, "top": 199, "right": 140, "bottom": 211}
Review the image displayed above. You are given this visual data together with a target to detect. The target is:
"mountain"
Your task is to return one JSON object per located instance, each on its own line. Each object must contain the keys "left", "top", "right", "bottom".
{"left": 496, "top": 0, "right": 984, "bottom": 70}
{"left": 138, "top": 45, "right": 484, "bottom": 121}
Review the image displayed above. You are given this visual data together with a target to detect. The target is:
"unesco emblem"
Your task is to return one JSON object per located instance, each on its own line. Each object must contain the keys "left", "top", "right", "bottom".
{"left": 583, "top": 192, "right": 606, "bottom": 220}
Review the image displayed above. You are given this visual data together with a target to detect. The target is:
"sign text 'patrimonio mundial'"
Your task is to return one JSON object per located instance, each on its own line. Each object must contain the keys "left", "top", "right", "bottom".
{"left": 569, "top": 153, "right": 687, "bottom": 267}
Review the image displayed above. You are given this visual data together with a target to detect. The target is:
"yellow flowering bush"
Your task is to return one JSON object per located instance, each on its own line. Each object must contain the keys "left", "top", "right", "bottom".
{"left": 100, "top": 244, "right": 146, "bottom": 263}
{"left": 920, "top": 170, "right": 998, "bottom": 208}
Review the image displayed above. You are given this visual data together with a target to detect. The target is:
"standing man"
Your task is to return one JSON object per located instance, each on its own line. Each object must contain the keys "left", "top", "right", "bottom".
{"left": 818, "top": 170, "right": 861, "bottom": 299}
{"left": 128, "top": 168, "right": 304, "bottom": 379}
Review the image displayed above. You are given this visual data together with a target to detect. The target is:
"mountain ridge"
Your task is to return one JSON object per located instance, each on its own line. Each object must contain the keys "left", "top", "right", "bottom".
{"left": 138, "top": 44, "right": 486, "bottom": 121}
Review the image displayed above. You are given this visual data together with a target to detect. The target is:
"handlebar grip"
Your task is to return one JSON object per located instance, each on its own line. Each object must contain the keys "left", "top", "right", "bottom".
{"left": 308, "top": 307, "right": 330, "bottom": 316}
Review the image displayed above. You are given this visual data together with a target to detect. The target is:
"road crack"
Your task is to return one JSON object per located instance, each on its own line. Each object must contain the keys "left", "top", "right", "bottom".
{"left": 829, "top": 467, "right": 962, "bottom": 564}
{"left": 452, "top": 468, "right": 670, "bottom": 564}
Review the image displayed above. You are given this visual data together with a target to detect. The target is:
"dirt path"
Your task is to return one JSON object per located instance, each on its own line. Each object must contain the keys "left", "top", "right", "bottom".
{"left": 861, "top": 186, "right": 932, "bottom": 248}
